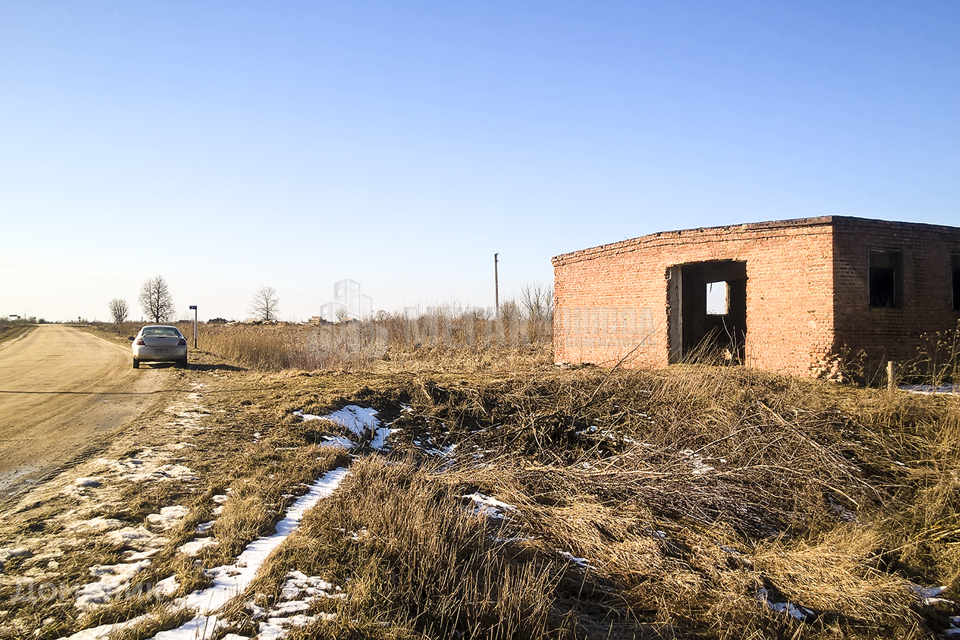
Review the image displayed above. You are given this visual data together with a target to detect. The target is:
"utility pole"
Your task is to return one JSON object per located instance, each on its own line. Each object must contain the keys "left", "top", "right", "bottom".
{"left": 494, "top": 253, "right": 499, "bottom": 318}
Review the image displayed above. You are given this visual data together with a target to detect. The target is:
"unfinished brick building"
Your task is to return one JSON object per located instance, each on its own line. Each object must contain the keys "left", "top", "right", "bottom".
{"left": 552, "top": 216, "right": 960, "bottom": 378}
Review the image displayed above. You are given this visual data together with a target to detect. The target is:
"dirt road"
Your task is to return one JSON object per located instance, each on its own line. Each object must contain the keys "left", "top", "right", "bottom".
{"left": 0, "top": 324, "right": 164, "bottom": 496}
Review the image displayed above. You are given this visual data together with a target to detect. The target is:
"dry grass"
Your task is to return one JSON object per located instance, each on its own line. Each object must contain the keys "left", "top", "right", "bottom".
{"left": 240, "top": 456, "right": 567, "bottom": 639}
{"left": 2, "top": 340, "right": 959, "bottom": 639}
{"left": 186, "top": 312, "right": 553, "bottom": 373}
{"left": 191, "top": 363, "right": 958, "bottom": 638}
{"left": 0, "top": 319, "right": 35, "bottom": 345}
{"left": 320, "top": 364, "right": 953, "bottom": 638}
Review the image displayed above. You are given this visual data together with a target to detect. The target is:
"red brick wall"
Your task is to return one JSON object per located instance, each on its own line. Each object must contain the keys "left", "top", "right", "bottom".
{"left": 832, "top": 218, "right": 960, "bottom": 378}
{"left": 555, "top": 216, "right": 960, "bottom": 378}
{"left": 553, "top": 218, "right": 837, "bottom": 375}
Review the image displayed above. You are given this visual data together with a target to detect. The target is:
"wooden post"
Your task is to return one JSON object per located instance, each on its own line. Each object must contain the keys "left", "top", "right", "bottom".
{"left": 887, "top": 360, "right": 896, "bottom": 393}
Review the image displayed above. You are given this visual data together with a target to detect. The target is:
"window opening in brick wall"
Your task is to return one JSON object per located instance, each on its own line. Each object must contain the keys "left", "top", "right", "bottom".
{"left": 706, "top": 281, "right": 729, "bottom": 315}
{"left": 869, "top": 249, "right": 902, "bottom": 308}
{"left": 953, "top": 254, "right": 960, "bottom": 311}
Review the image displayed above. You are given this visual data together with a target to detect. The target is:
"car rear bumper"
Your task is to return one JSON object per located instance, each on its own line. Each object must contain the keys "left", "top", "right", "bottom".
{"left": 133, "top": 346, "right": 187, "bottom": 362}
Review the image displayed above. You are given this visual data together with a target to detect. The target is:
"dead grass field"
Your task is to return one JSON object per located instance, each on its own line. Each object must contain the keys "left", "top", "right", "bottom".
{"left": 0, "top": 320, "right": 34, "bottom": 346}
{"left": 0, "top": 323, "right": 958, "bottom": 639}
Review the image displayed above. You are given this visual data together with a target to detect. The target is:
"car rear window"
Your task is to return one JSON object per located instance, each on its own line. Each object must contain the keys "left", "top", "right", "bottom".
{"left": 143, "top": 327, "right": 180, "bottom": 337}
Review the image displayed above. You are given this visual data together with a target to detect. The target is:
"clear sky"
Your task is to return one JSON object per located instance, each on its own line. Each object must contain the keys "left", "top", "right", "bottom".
{"left": 1, "top": 1, "right": 957, "bottom": 322}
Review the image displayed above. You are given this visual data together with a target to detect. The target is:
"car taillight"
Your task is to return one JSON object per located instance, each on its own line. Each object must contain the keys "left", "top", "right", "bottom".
{"left": 135, "top": 338, "right": 145, "bottom": 345}
{"left": 178, "top": 338, "right": 187, "bottom": 346}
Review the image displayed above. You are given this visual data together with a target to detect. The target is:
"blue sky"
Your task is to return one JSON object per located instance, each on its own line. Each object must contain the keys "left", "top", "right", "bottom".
{"left": 1, "top": 1, "right": 957, "bottom": 322}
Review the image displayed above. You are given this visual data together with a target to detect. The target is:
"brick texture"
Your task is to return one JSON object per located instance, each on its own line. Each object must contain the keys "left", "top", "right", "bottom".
{"left": 552, "top": 216, "right": 960, "bottom": 377}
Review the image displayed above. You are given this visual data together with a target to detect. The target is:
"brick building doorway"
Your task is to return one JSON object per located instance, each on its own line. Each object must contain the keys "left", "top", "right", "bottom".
{"left": 667, "top": 260, "right": 747, "bottom": 364}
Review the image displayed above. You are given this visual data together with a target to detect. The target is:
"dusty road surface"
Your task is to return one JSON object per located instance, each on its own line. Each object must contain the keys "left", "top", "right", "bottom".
{"left": 0, "top": 324, "right": 164, "bottom": 497}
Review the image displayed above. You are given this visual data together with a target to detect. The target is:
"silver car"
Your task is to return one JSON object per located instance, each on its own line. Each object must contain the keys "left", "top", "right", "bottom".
{"left": 132, "top": 325, "right": 188, "bottom": 368}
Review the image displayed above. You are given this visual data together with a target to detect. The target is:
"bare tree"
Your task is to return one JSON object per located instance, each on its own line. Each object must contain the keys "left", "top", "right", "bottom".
{"left": 249, "top": 286, "right": 280, "bottom": 322}
{"left": 519, "top": 282, "right": 554, "bottom": 323}
{"left": 108, "top": 298, "right": 129, "bottom": 324}
{"left": 139, "top": 276, "right": 175, "bottom": 323}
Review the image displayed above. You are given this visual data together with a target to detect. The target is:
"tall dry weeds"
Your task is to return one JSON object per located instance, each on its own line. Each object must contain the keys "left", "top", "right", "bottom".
{"left": 191, "top": 312, "right": 553, "bottom": 373}
{"left": 249, "top": 456, "right": 569, "bottom": 639}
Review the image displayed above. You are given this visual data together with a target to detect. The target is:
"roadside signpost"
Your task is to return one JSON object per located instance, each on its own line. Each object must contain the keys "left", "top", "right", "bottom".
{"left": 189, "top": 305, "right": 197, "bottom": 348}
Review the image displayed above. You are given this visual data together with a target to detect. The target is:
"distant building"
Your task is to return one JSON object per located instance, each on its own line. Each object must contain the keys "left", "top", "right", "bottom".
{"left": 552, "top": 216, "right": 960, "bottom": 378}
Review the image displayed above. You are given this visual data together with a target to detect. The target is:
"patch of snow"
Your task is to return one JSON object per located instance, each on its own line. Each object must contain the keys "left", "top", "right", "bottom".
{"left": 271, "top": 600, "right": 310, "bottom": 615}
{"left": 75, "top": 560, "right": 151, "bottom": 610}
{"left": 307, "top": 405, "right": 380, "bottom": 438}
{"left": 901, "top": 383, "right": 959, "bottom": 395}
{"left": 211, "top": 494, "right": 229, "bottom": 515}
{"left": 196, "top": 520, "right": 215, "bottom": 534}
{"left": 910, "top": 584, "right": 955, "bottom": 606}
{"left": 65, "top": 617, "right": 151, "bottom": 640}
{"left": 177, "top": 538, "right": 219, "bottom": 557}
{"left": 756, "top": 588, "right": 816, "bottom": 621}
{"left": 106, "top": 527, "right": 167, "bottom": 551}
{"left": 259, "top": 614, "right": 331, "bottom": 639}
{"left": 321, "top": 436, "right": 353, "bottom": 449}
{"left": 98, "top": 457, "right": 145, "bottom": 473}
{"left": 253, "top": 571, "right": 344, "bottom": 639}
{"left": 944, "top": 616, "right": 960, "bottom": 636}
{"left": 67, "top": 517, "right": 125, "bottom": 532}
{"left": 462, "top": 493, "right": 519, "bottom": 520}
{"left": 247, "top": 601, "right": 268, "bottom": 620}
{"left": 425, "top": 443, "right": 456, "bottom": 458}
{"left": 0, "top": 548, "right": 31, "bottom": 572}
{"left": 74, "top": 477, "right": 101, "bottom": 488}
{"left": 680, "top": 449, "right": 715, "bottom": 475}
{"left": 157, "top": 575, "right": 180, "bottom": 596}
{"left": 124, "top": 463, "right": 197, "bottom": 483}
{"left": 371, "top": 426, "right": 399, "bottom": 450}
{"left": 558, "top": 550, "right": 594, "bottom": 569}
{"left": 146, "top": 505, "right": 190, "bottom": 530}
{"left": 335, "top": 527, "right": 368, "bottom": 542}
{"left": 147, "top": 467, "right": 349, "bottom": 640}
{"left": 122, "top": 548, "right": 162, "bottom": 562}
{"left": 282, "top": 570, "right": 341, "bottom": 599}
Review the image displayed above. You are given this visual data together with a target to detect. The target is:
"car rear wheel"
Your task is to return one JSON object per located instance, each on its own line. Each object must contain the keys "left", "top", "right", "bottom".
{"left": 177, "top": 357, "right": 188, "bottom": 368}
{"left": 133, "top": 358, "right": 140, "bottom": 369}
